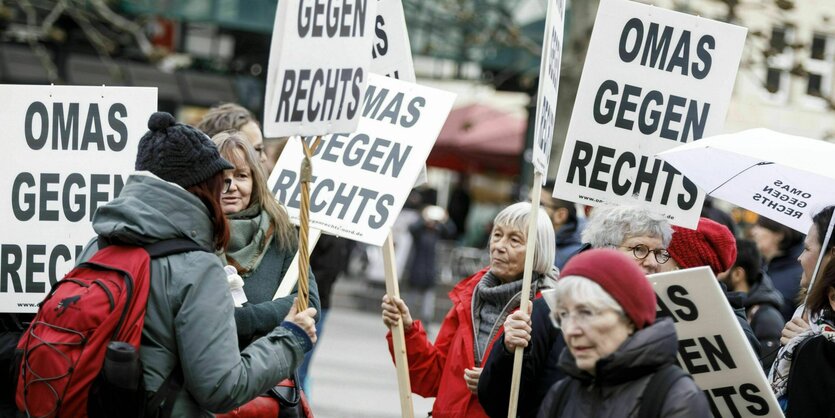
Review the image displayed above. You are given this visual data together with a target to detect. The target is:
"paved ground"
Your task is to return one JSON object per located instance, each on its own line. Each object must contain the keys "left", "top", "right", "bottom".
{"left": 305, "top": 305, "right": 437, "bottom": 418}
{"left": 301, "top": 270, "right": 455, "bottom": 418}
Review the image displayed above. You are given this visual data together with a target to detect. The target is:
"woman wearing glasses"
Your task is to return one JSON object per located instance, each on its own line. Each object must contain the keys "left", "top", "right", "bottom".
{"left": 212, "top": 131, "right": 320, "bottom": 345}
{"left": 538, "top": 249, "right": 708, "bottom": 417}
{"left": 581, "top": 205, "right": 673, "bottom": 274}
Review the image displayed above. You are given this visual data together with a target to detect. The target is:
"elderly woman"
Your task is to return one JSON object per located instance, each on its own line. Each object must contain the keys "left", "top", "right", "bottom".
{"left": 212, "top": 131, "right": 320, "bottom": 344}
{"left": 381, "top": 202, "right": 557, "bottom": 418}
{"left": 582, "top": 205, "right": 673, "bottom": 274}
{"left": 538, "top": 249, "right": 708, "bottom": 417}
{"left": 769, "top": 206, "right": 835, "bottom": 417}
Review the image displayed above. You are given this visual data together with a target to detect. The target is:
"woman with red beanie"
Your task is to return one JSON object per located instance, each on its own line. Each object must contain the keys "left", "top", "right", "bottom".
{"left": 538, "top": 249, "right": 708, "bottom": 417}
{"left": 660, "top": 217, "right": 764, "bottom": 364}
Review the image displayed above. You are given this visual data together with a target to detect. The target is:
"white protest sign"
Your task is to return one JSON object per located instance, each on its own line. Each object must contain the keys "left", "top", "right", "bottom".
{"left": 371, "top": 0, "right": 415, "bottom": 83}
{"left": 531, "top": 0, "right": 566, "bottom": 178}
{"left": 264, "top": 0, "right": 378, "bottom": 137}
{"left": 0, "top": 85, "right": 157, "bottom": 313}
{"left": 268, "top": 74, "right": 455, "bottom": 246}
{"left": 553, "top": 0, "right": 746, "bottom": 229}
{"left": 650, "top": 267, "right": 782, "bottom": 418}
{"left": 370, "top": 0, "right": 427, "bottom": 187}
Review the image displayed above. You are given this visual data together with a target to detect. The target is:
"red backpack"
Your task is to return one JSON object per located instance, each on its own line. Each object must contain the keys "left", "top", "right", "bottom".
{"left": 15, "top": 239, "right": 205, "bottom": 418}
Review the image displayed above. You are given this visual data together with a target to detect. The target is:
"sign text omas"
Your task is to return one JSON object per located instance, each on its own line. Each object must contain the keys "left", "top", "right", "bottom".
{"left": 565, "top": 18, "right": 713, "bottom": 209}
{"left": 265, "top": 0, "right": 377, "bottom": 136}
{"left": 269, "top": 74, "right": 454, "bottom": 246}
{"left": 8, "top": 103, "right": 126, "bottom": 292}
{"left": 653, "top": 268, "right": 782, "bottom": 418}
{"left": 554, "top": 0, "right": 745, "bottom": 228}
{"left": 0, "top": 85, "right": 155, "bottom": 312}
{"left": 272, "top": 84, "right": 422, "bottom": 230}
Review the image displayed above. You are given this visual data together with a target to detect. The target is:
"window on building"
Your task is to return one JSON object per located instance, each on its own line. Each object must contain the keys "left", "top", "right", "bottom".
{"left": 811, "top": 34, "right": 827, "bottom": 60}
{"left": 771, "top": 27, "right": 788, "bottom": 53}
{"left": 807, "top": 73, "right": 823, "bottom": 96}
{"left": 766, "top": 67, "right": 783, "bottom": 93}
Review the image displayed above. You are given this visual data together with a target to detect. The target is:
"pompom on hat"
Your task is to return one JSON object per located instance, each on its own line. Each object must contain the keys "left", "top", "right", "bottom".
{"left": 135, "top": 112, "right": 233, "bottom": 188}
{"left": 668, "top": 217, "right": 737, "bottom": 275}
{"left": 560, "top": 248, "right": 656, "bottom": 330}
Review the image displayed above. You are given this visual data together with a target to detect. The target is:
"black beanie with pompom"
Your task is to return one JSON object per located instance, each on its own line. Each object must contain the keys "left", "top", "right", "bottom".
{"left": 135, "top": 112, "right": 233, "bottom": 188}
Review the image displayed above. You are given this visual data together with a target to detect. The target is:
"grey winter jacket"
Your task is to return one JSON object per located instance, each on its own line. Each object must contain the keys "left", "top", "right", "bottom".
{"left": 80, "top": 174, "right": 310, "bottom": 417}
{"left": 537, "top": 318, "right": 709, "bottom": 418}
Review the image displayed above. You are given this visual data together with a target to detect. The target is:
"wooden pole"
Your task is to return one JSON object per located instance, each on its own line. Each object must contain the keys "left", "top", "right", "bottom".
{"left": 294, "top": 136, "right": 322, "bottom": 312}
{"left": 507, "top": 172, "right": 542, "bottom": 418}
{"left": 274, "top": 228, "right": 322, "bottom": 300}
{"left": 383, "top": 232, "right": 415, "bottom": 418}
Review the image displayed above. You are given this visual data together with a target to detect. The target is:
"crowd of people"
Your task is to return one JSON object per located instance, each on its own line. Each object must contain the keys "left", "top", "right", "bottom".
{"left": 2, "top": 104, "right": 834, "bottom": 418}
{"left": 381, "top": 189, "right": 835, "bottom": 417}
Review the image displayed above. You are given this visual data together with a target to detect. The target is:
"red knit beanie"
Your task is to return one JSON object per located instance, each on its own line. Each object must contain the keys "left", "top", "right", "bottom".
{"left": 669, "top": 217, "right": 737, "bottom": 275}
{"left": 560, "top": 248, "right": 656, "bottom": 330}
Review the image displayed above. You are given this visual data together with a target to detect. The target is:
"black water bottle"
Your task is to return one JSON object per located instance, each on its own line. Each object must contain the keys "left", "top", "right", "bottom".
{"left": 103, "top": 341, "right": 141, "bottom": 390}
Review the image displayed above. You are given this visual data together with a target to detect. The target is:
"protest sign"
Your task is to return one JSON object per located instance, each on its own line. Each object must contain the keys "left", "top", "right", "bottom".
{"left": 370, "top": 0, "right": 427, "bottom": 186}
{"left": 268, "top": 73, "right": 455, "bottom": 246}
{"left": 650, "top": 267, "right": 782, "bottom": 418}
{"left": 553, "top": 0, "right": 746, "bottom": 229}
{"left": 531, "top": 0, "right": 566, "bottom": 178}
{"left": 263, "top": 0, "right": 378, "bottom": 137}
{"left": 0, "top": 85, "right": 156, "bottom": 312}
{"left": 371, "top": 0, "right": 415, "bottom": 83}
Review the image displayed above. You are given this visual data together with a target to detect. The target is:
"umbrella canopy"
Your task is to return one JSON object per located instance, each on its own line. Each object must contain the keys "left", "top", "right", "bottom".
{"left": 427, "top": 104, "right": 525, "bottom": 175}
{"left": 658, "top": 128, "right": 835, "bottom": 233}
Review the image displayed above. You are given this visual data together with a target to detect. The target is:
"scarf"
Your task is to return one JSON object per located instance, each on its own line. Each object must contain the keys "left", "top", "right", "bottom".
{"left": 219, "top": 204, "right": 275, "bottom": 277}
{"left": 768, "top": 311, "right": 835, "bottom": 401}
{"left": 471, "top": 267, "right": 558, "bottom": 363}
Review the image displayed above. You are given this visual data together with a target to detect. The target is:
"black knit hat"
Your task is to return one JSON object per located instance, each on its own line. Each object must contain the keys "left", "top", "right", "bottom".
{"left": 135, "top": 112, "right": 234, "bottom": 188}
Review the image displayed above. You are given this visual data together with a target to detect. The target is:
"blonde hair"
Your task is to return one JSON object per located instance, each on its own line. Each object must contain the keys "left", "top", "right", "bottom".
{"left": 212, "top": 131, "right": 295, "bottom": 251}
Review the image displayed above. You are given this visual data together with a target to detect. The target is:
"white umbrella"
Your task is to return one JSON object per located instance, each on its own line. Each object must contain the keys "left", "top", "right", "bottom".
{"left": 658, "top": 128, "right": 835, "bottom": 305}
{"left": 658, "top": 128, "right": 835, "bottom": 234}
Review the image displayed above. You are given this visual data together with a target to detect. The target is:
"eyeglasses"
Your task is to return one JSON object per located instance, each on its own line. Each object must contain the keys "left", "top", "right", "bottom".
{"left": 613, "top": 243, "right": 671, "bottom": 264}
{"left": 551, "top": 307, "right": 607, "bottom": 329}
{"left": 222, "top": 178, "right": 232, "bottom": 194}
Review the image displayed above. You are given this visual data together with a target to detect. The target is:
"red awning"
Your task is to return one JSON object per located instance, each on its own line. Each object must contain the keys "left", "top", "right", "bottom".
{"left": 428, "top": 103, "right": 526, "bottom": 175}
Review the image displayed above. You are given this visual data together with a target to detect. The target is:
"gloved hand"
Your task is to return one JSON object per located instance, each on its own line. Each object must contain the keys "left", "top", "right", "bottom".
{"left": 224, "top": 265, "right": 247, "bottom": 307}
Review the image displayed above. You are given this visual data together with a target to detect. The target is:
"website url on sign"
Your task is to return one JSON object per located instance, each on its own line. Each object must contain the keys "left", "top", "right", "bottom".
{"left": 16, "top": 302, "right": 38, "bottom": 308}
{"left": 577, "top": 195, "right": 604, "bottom": 203}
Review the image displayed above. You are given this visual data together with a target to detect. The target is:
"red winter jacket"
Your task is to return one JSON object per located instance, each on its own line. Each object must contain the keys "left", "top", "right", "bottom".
{"left": 386, "top": 268, "right": 505, "bottom": 418}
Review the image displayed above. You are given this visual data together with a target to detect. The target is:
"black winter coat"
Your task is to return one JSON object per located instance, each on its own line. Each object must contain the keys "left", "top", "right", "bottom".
{"left": 536, "top": 319, "right": 709, "bottom": 418}
{"left": 743, "top": 273, "right": 785, "bottom": 371}
{"left": 478, "top": 298, "right": 565, "bottom": 418}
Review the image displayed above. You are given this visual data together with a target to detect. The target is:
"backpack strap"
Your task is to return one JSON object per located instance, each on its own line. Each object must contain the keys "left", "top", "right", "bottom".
{"left": 143, "top": 239, "right": 208, "bottom": 258}
{"left": 548, "top": 378, "right": 577, "bottom": 417}
{"left": 146, "top": 365, "right": 184, "bottom": 418}
{"left": 638, "top": 364, "right": 690, "bottom": 418}
{"left": 98, "top": 236, "right": 208, "bottom": 258}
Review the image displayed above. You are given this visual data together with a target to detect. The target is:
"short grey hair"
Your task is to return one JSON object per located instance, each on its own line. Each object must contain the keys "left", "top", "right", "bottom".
{"left": 581, "top": 205, "right": 672, "bottom": 248}
{"left": 492, "top": 202, "right": 556, "bottom": 274}
{"left": 552, "top": 276, "right": 625, "bottom": 318}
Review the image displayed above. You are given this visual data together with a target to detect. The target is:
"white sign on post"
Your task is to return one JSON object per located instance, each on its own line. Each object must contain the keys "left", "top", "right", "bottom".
{"left": 268, "top": 74, "right": 455, "bottom": 246}
{"left": 370, "top": 0, "right": 427, "bottom": 187}
{"left": 371, "top": 0, "right": 416, "bottom": 83}
{"left": 0, "top": 85, "right": 157, "bottom": 313}
{"left": 264, "top": 0, "right": 378, "bottom": 137}
{"left": 553, "top": 0, "right": 746, "bottom": 229}
{"left": 650, "top": 267, "right": 782, "bottom": 418}
{"left": 531, "top": 0, "right": 566, "bottom": 178}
